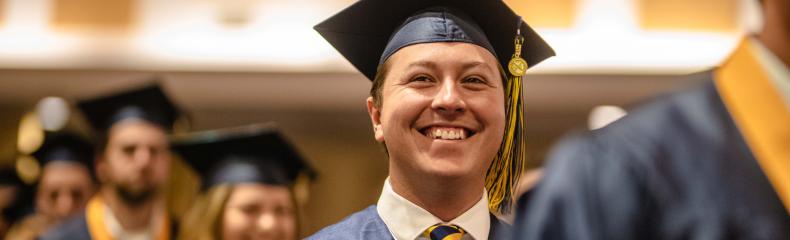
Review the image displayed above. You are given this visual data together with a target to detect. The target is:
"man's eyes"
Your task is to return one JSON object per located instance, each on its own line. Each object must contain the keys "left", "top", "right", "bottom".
{"left": 122, "top": 146, "right": 136, "bottom": 155}
{"left": 410, "top": 75, "right": 434, "bottom": 82}
{"left": 463, "top": 76, "right": 487, "bottom": 84}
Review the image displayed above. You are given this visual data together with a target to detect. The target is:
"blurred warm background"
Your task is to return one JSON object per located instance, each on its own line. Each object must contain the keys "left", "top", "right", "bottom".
{"left": 0, "top": 0, "right": 762, "bottom": 236}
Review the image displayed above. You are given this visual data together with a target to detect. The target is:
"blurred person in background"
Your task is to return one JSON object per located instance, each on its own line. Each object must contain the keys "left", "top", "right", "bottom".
{"left": 42, "top": 84, "right": 182, "bottom": 240}
{"left": 173, "top": 123, "right": 315, "bottom": 240}
{"left": 0, "top": 164, "right": 33, "bottom": 239}
{"left": 310, "top": 0, "right": 554, "bottom": 239}
{"left": 5, "top": 131, "right": 96, "bottom": 240}
{"left": 506, "top": 0, "right": 790, "bottom": 239}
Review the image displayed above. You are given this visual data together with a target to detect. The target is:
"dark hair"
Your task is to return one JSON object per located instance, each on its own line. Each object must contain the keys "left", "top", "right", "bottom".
{"left": 95, "top": 132, "right": 109, "bottom": 153}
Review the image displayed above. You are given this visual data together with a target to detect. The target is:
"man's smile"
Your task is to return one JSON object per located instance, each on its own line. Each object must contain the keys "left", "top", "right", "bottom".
{"left": 418, "top": 125, "right": 477, "bottom": 141}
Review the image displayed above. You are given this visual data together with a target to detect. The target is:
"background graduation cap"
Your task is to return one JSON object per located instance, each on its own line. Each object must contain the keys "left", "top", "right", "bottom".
{"left": 315, "top": 0, "right": 554, "bottom": 214}
{"left": 171, "top": 123, "right": 316, "bottom": 190}
{"left": 78, "top": 84, "right": 181, "bottom": 133}
{"left": 31, "top": 131, "right": 94, "bottom": 174}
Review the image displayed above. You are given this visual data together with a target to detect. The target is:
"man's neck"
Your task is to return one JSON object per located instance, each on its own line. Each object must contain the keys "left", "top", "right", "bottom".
{"left": 389, "top": 168, "right": 486, "bottom": 222}
{"left": 101, "top": 188, "right": 159, "bottom": 231}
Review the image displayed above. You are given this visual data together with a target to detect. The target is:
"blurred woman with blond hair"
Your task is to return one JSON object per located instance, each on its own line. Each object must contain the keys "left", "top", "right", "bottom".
{"left": 173, "top": 124, "right": 314, "bottom": 240}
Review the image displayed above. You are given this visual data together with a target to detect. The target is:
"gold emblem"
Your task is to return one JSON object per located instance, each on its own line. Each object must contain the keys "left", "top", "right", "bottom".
{"left": 508, "top": 57, "right": 527, "bottom": 76}
{"left": 508, "top": 34, "right": 527, "bottom": 77}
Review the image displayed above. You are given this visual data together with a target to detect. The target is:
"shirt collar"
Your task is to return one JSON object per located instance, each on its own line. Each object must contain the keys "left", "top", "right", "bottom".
{"left": 750, "top": 36, "right": 790, "bottom": 110}
{"left": 376, "top": 178, "right": 490, "bottom": 240}
{"left": 103, "top": 202, "right": 163, "bottom": 240}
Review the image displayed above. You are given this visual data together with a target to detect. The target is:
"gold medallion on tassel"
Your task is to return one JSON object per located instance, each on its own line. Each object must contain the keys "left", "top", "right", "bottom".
{"left": 508, "top": 36, "right": 527, "bottom": 76}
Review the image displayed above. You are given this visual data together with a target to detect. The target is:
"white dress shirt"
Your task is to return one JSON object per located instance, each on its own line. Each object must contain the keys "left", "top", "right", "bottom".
{"left": 376, "top": 178, "right": 490, "bottom": 240}
{"left": 104, "top": 203, "right": 164, "bottom": 240}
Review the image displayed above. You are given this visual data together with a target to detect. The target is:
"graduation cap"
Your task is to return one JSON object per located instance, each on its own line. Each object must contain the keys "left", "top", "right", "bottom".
{"left": 31, "top": 131, "right": 94, "bottom": 170}
{"left": 314, "top": 0, "right": 554, "bottom": 81}
{"left": 78, "top": 84, "right": 180, "bottom": 133}
{"left": 171, "top": 124, "right": 316, "bottom": 190}
{"left": 315, "top": 0, "right": 552, "bottom": 214}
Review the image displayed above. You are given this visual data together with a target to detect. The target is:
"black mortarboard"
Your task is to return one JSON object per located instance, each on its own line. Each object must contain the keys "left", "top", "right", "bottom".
{"left": 78, "top": 84, "right": 180, "bottom": 132}
{"left": 32, "top": 131, "right": 94, "bottom": 169}
{"left": 314, "top": 0, "right": 555, "bottom": 81}
{"left": 171, "top": 124, "right": 316, "bottom": 189}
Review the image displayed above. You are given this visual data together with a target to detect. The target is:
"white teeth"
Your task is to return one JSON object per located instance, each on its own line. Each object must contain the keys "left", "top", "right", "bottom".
{"left": 427, "top": 127, "right": 467, "bottom": 140}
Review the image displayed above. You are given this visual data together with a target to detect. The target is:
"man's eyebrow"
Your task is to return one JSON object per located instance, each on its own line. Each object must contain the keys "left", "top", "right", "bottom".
{"left": 406, "top": 60, "right": 439, "bottom": 69}
{"left": 406, "top": 60, "right": 491, "bottom": 71}
{"left": 460, "top": 61, "right": 487, "bottom": 71}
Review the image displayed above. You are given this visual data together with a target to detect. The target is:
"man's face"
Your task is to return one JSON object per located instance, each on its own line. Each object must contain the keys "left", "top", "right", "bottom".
{"left": 367, "top": 42, "right": 506, "bottom": 180}
{"left": 100, "top": 120, "right": 171, "bottom": 205}
{"left": 36, "top": 162, "right": 94, "bottom": 224}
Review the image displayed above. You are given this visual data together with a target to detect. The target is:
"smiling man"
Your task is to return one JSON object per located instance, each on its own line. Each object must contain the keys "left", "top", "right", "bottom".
{"left": 309, "top": 1, "right": 554, "bottom": 239}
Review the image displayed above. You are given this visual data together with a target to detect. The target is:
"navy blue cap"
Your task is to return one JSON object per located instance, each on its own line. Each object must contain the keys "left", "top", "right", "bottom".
{"left": 314, "top": 0, "right": 555, "bottom": 81}
{"left": 32, "top": 131, "right": 94, "bottom": 169}
{"left": 171, "top": 124, "right": 316, "bottom": 189}
{"left": 78, "top": 84, "right": 180, "bottom": 132}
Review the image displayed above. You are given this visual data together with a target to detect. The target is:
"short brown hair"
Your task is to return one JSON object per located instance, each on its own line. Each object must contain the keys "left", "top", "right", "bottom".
{"left": 369, "top": 62, "right": 391, "bottom": 109}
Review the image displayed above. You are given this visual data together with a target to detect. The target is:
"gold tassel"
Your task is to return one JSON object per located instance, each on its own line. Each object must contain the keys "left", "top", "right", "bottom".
{"left": 486, "top": 33, "right": 528, "bottom": 214}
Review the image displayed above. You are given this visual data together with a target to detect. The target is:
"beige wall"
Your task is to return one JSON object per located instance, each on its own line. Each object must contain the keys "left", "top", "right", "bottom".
{"left": 639, "top": 0, "right": 738, "bottom": 31}
{"left": 0, "top": 106, "right": 23, "bottom": 166}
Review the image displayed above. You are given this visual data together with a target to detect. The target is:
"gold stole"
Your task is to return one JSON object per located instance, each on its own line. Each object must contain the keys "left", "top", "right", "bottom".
{"left": 715, "top": 38, "right": 790, "bottom": 213}
{"left": 85, "top": 196, "right": 171, "bottom": 240}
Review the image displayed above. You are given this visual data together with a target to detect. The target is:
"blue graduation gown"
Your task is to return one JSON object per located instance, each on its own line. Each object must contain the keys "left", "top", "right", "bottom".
{"left": 309, "top": 205, "right": 509, "bottom": 239}
{"left": 507, "top": 77, "right": 790, "bottom": 240}
{"left": 39, "top": 212, "right": 178, "bottom": 240}
{"left": 38, "top": 213, "right": 92, "bottom": 240}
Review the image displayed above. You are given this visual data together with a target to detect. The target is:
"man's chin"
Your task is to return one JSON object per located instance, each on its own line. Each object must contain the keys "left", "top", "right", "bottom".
{"left": 421, "top": 154, "right": 491, "bottom": 177}
{"left": 420, "top": 162, "right": 471, "bottom": 178}
{"left": 114, "top": 185, "right": 157, "bottom": 207}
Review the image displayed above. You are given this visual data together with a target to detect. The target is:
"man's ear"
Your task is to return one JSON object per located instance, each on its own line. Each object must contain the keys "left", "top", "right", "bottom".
{"left": 94, "top": 153, "right": 108, "bottom": 183}
{"left": 366, "top": 97, "right": 385, "bottom": 142}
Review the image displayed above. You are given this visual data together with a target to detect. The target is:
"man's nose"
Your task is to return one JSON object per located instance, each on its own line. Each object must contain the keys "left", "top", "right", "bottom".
{"left": 431, "top": 81, "right": 467, "bottom": 117}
